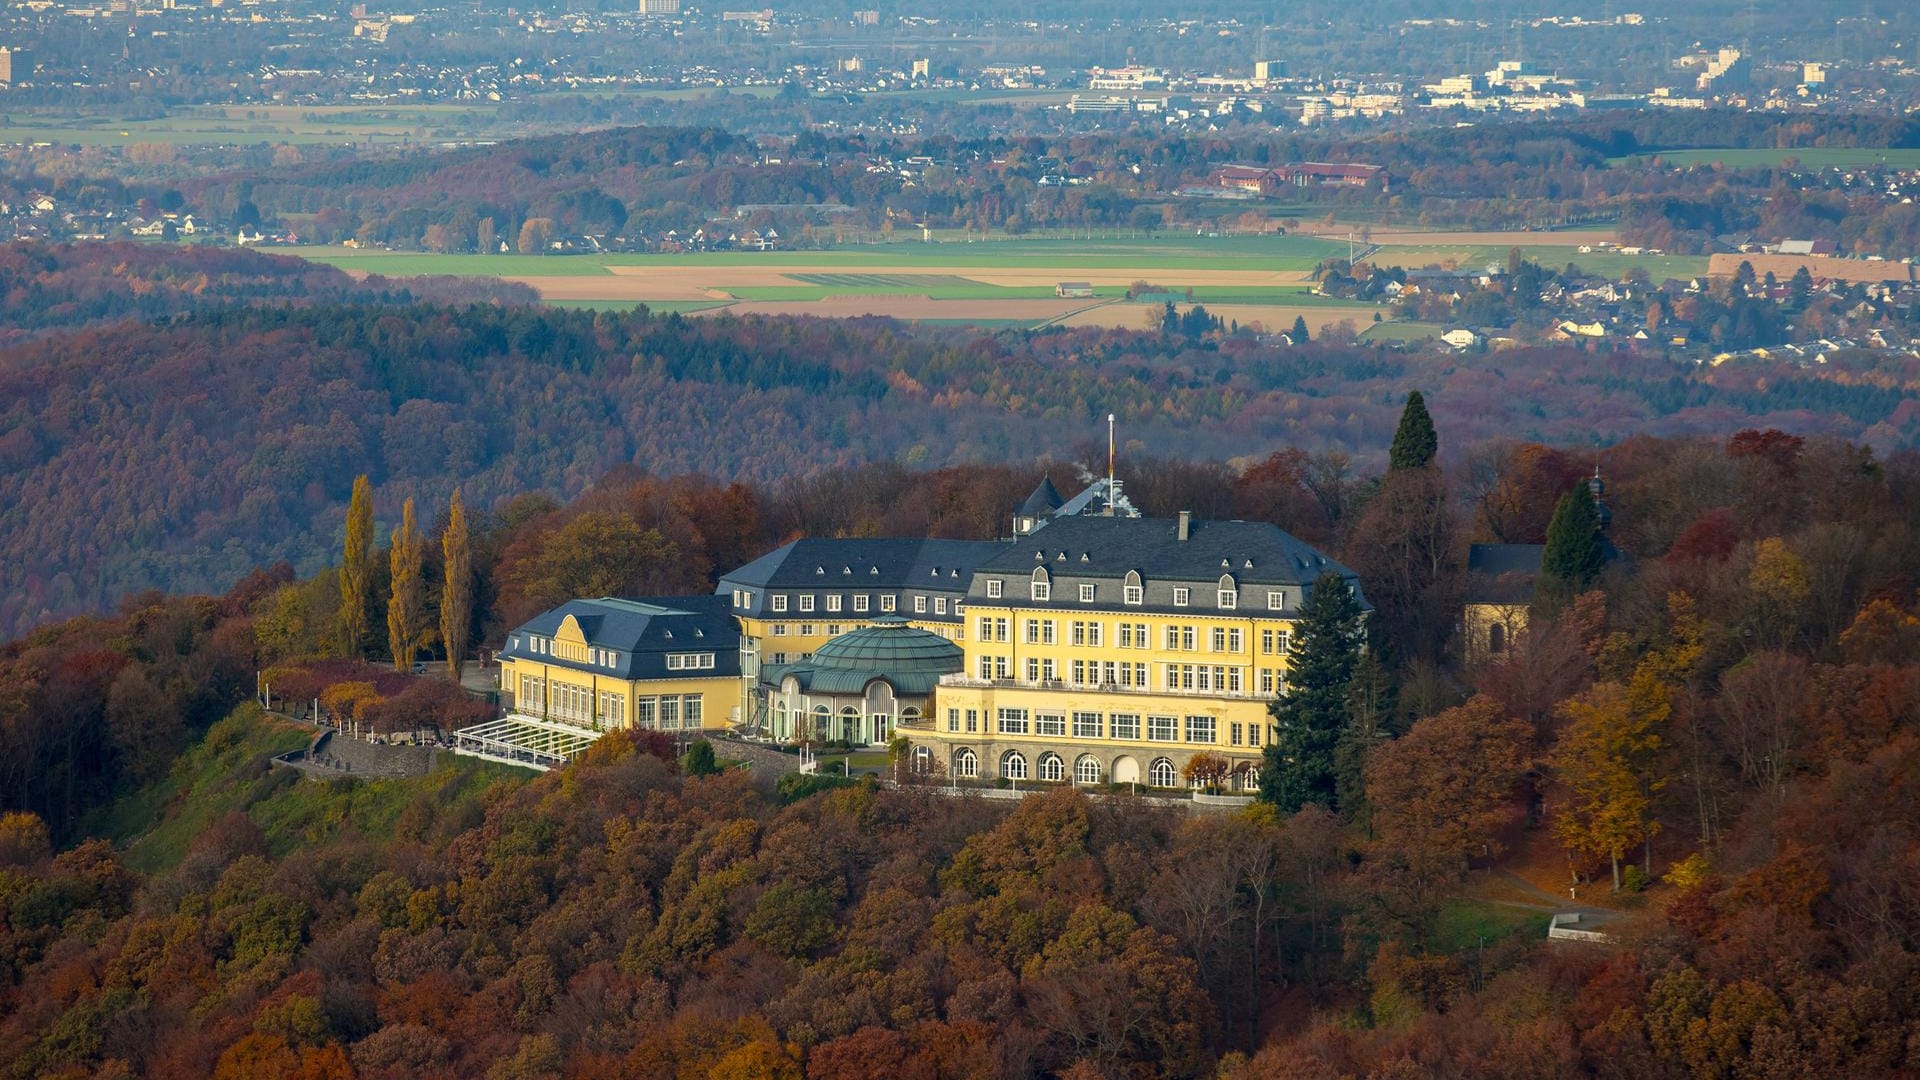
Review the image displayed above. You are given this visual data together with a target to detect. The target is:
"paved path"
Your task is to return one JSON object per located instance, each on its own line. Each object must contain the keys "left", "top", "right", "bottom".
{"left": 272, "top": 725, "right": 440, "bottom": 780}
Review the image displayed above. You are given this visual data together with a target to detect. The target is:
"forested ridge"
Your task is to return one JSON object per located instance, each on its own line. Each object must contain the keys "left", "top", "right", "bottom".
{"left": 1, "top": 421, "right": 1919, "bottom": 1077}
{"left": 4, "top": 240, "right": 1920, "bottom": 637}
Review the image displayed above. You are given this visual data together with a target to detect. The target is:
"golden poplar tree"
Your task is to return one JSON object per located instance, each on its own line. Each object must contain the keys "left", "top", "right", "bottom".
{"left": 439, "top": 488, "right": 472, "bottom": 680}
{"left": 387, "top": 498, "right": 426, "bottom": 672}
{"left": 339, "top": 475, "right": 373, "bottom": 658}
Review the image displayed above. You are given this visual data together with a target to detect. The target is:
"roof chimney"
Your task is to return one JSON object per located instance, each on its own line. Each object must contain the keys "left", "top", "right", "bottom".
{"left": 1177, "top": 510, "right": 1191, "bottom": 541}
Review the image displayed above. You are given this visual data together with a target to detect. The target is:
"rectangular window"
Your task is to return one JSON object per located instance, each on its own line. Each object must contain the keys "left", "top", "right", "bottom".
{"left": 1230, "top": 722, "right": 1243, "bottom": 746}
{"left": 768, "top": 652, "right": 788, "bottom": 665}
{"left": 658, "top": 695, "right": 680, "bottom": 730}
{"left": 993, "top": 655, "right": 1009, "bottom": 679}
{"left": 1025, "top": 619, "right": 1042, "bottom": 644}
{"left": 634, "top": 697, "right": 656, "bottom": 728}
{"left": 1267, "top": 590, "right": 1285, "bottom": 611}
{"left": 986, "top": 578, "right": 1004, "bottom": 598}
{"left": 914, "top": 595, "right": 928, "bottom": 614}
{"left": 881, "top": 595, "right": 897, "bottom": 612}
{"left": 1111, "top": 713, "right": 1140, "bottom": 740}
{"left": 1032, "top": 581, "right": 1051, "bottom": 602}
{"left": 1036, "top": 713, "right": 1067, "bottom": 737}
{"left": 1173, "top": 587, "right": 1190, "bottom": 607}
{"left": 947, "top": 709, "right": 960, "bottom": 733}
{"left": 1124, "top": 584, "right": 1143, "bottom": 605}
{"left": 771, "top": 624, "right": 788, "bottom": 637}
{"left": 979, "top": 616, "right": 994, "bottom": 640}
{"left": 1071, "top": 659, "right": 1087, "bottom": 684}
{"left": 799, "top": 624, "right": 814, "bottom": 637}
{"left": 798, "top": 594, "right": 815, "bottom": 612}
{"left": 935, "top": 597, "right": 948, "bottom": 615}
{"left": 979, "top": 656, "right": 994, "bottom": 679}
{"left": 1228, "top": 668, "right": 1243, "bottom": 693}
{"left": 1164, "top": 625, "right": 1179, "bottom": 650}
{"left": 853, "top": 594, "right": 870, "bottom": 612}
{"left": 1187, "top": 715, "right": 1216, "bottom": 743}
{"left": 1041, "top": 658, "right": 1056, "bottom": 681}
{"left": 1079, "top": 583, "right": 1096, "bottom": 603}
{"left": 966, "top": 709, "right": 979, "bottom": 733}
{"left": 1211, "top": 627, "right": 1227, "bottom": 652}
{"left": 825, "top": 625, "right": 842, "bottom": 637}
{"left": 827, "top": 594, "right": 843, "bottom": 612}
{"left": 1073, "top": 711, "right": 1102, "bottom": 739}
{"left": 1025, "top": 657, "right": 1041, "bottom": 682}
{"left": 998, "top": 708, "right": 1030, "bottom": 735}
{"left": 1219, "top": 589, "right": 1237, "bottom": 609}
{"left": 1227, "top": 629, "right": 1243, "bottom": 653}
{"left": 1276, "top": 630, "right": 1290, "bottom": 654}
{"left": 1042, "top": 620, "right": 1056, "bottom": 645}
{"left": 1148, "top": 715, "right": 1178, "bottom": 741}
{"left": 684, "top": 696, "right": 703, "bottom": 727}
{"left": 771, "top": 594, "right": 788, "bottom": 612}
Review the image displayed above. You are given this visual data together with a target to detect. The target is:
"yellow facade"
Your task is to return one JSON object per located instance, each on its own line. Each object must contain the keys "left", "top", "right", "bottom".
{"left": 500, "top": 612, "right": 741, "bottom": 733}
{"left": 1461, "top": 601, "right": 1528, "bottom": 665}
{"left": 911, "top": 605, "right": 1295, "bottom": 789}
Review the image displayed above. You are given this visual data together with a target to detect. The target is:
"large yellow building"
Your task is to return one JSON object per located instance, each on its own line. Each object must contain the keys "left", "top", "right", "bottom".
{"left": 497, "top": 595, "right": 742, "bottom": 733}
{"left": 909, "top": 508, "right": 1368, "bottom": 791}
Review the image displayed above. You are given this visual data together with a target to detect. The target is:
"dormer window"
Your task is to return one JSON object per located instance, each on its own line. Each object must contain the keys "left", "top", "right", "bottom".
{"left": 986, "top": 578, "right": 1004, "bottom": 598}
{"left": 1218, "top": 574, "right": 1237, "bottom": 609}
{"left": 815, "top": 566, "right": 825, "bottom": 576}
{"left": 1124, "top": 570, "right": 1143, "bottom": 606}
{"left": 1031, "top": 567, "right": 1051, "bottom": 602}
{"left": 771, "top": 594, "right": 789, "bottom": 612}
{"left": 1079, "top": 583, "right": 1096, "bottom": 603}
{"left": 1267, "top": 590, "right": 1285, "bottom": 611}
{"left": 854, "top": 594, "right": 870, "bottom": 612}
{"left": 1173, "top": 587, "right": 1190, "bottom": 607}
{"left": 798, "top": 594, "right": 815, "bottom": 612}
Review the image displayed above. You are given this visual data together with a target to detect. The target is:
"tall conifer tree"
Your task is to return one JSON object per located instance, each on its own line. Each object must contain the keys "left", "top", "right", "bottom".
{"left": 1388, "top": 390, "right": 1438, "bottom": 471}
{"left": 339, "top": 475, "right": 373, "bottom": 658}
{"left": 1262, "top": 571, "right": 1365, "bottom": 812}
{"left": 440, "top": 488, "right": 472, "bottom": 680}
{"left": 1539, "top": 483, "right": 1604, "bottom": 609}
{"left": 387, "top": 498, "right": 426, "bottom": 672}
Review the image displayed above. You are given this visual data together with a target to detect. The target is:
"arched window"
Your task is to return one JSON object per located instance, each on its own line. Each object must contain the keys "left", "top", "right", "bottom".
{"left": 1123, "top": 569, "right": 1144, "bottom": 606}
{"left": 810, "top": 704, "right": 830, "bottom": 741}
{"left": 1074, "top": 755, "right": 1103, "bottom": 785}
{"left": 1488, "top": 621, "right": 1507, "bottom": 655}
{"left": 1239, "top": 764, "right": 1261, "bottom": 792}
{"left": 911, "top": 745, "right": 933, "bottom": 774}
{"left": 1037, "top": 753, "right": 1064, "bottom": 783}
{"left": 1002, "top": 751, "right": 1029, "bottom": 781}
{"left": 1148, "top": 758, "right": 1178, "bottom": 788}
{"left": 954, "top": 748, "right": 978, "bottom": 779}
{"left": 1030, "top": 567, "right": 1051, "bottom": 602}
{"left": 1217, "top": 573, "right": 1238, "bottom": 609}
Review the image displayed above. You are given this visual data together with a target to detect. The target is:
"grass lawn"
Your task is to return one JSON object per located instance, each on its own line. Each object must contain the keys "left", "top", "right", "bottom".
{"left": 813, "top": 750, "right": 891, "bottom": 775}
{"left": 1608, "top": 147, "right": 1920, "bottom": 169}
{"left": 1433, "top": 899, "right": 1546, "bottom": 952}
{"left": 1360, "top": 320, "right": 1444, "bottom": 342}
{"left": 87, "top": 704, "right": 528, "bottom": 876}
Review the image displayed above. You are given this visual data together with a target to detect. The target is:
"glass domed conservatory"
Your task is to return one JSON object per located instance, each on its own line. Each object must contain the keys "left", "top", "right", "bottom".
{"left": 760, "top": 616, "right": 963, "bottom": 746}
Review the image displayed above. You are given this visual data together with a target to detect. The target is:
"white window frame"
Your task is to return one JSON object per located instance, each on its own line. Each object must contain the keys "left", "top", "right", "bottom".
{"left": 1032, "top": 581, "right": 1051, "bottom": 602}
{"left": 1173, "top": 587, "right": 1191, "bottom": 607}
{"left": 1079, "top": 583, "right": 1096, "bottom": 603}
{"left": 827, "top": 594, "right": 842, "bottom": 612}
{"left": 853, "top": 594, "right": 870, "bottom": 612}
{"left": 880, "top": 595, "right": 897, "bottom": 612}
{"left": 915, "top": 595, "right": 928, "bottom": 614}
{"left": 1124, "top": 585, "right": 1143, "bottom": 605}
{"left": 986, "top": 578, "right": 1004, "bottom": 599}
{"left": 1267, "top": 590, "right": 1285, "bottom": 611}
{"left": 798, "top": 594, "right": 815, "bottom": 613}
{"left": 1218, "top": 589, "right": 1237, "bottom": 609}
{"left": 771, "top": 594, "right": 789, "bottom": 613}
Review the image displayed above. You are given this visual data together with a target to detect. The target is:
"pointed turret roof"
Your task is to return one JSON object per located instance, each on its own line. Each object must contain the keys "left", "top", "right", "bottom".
{"left": 1016, "top": 475, "right": 1066, "bottom": 517}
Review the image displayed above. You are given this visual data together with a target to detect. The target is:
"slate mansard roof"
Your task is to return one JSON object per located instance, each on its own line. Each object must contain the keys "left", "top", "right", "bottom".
{"left": 970, "top": 515, "right": 1370, "bottom": 613}
{"left": 717, "top": 537, "right": 1003, "bottom": 619}
{"left": 500, "top": 595, "right": 741, "bottom": 681}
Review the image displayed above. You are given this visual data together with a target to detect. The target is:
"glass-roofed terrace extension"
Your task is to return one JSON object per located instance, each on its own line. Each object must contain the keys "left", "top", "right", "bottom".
{"left": 759, "top": 616, "right": 964, "bottom": 746}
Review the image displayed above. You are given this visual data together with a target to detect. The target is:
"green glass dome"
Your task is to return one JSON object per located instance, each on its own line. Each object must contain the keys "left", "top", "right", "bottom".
{"left": 809, "top": 615, "right": 964, "bottom": 672}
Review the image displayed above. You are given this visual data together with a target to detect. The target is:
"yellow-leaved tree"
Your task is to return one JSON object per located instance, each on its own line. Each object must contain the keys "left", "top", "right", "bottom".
{"left": 1549, "top": 593, "right": 1703, "bottom": 891}
{"left": 338, "top": 475, "right": 373, "bottom": 659}
{"left": 386, "top": 498, "right": 427, "bottom": 672}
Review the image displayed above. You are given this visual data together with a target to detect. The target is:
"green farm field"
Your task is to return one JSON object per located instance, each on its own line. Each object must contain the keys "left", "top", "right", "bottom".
{"left": 1366, "top": 243, "right": 1710, "bottom": 280}
{"left": 1608, "top": 147, "right": 1920, "bottom": 169}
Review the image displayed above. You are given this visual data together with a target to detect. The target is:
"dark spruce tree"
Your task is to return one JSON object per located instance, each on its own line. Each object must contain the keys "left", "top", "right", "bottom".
{"left": 1291, "top": 315, "right": 1310, "bottom": 343}
{"left": 1537, "top": 483, "right": 1604, "bottom": 609}
{"left": 1388, "top": 390, "right": 1438, "bottom": 471}
{"left": 1262, "top": 570, "right": 1365, "bottom": 812}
